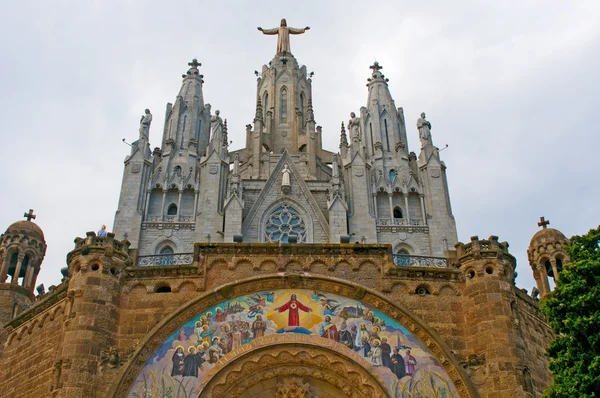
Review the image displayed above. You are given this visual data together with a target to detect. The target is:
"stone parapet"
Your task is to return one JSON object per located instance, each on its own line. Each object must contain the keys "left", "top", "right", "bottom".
{"left": 455, "top": 235, "right": 514, "bottom": 263}
{"left": 67, "top": 232, "right": 131, "bottom": 268}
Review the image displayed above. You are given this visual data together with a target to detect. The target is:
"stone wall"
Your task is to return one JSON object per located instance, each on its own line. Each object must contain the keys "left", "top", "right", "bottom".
{"left": 0, "top": 288, "right": 67, "bottom": 397}
{"left": 0, "top": 238, "right": 554, "bottom": 398}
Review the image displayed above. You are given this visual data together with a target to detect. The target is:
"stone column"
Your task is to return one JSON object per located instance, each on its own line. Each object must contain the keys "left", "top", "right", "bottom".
{"left": 23, "top": 265, "right": 34, "bottom": 289}
{"left": 388, "top": 194, "right": 394, "bottom": 220}
{"left": 372, "top": 193, "right": 378, "bottom": 219}
{"left": 419, "top": 195, "right": 426, "bottom": 225}
{"left": 193, "top": 189, "right": 200, "bottom": 222}
{"left": 177, "top": 189, "right": 183, "bottom": 221}
{"left": 160, "top": 190, "right": 167, "bottom": 221}
{"left": 550, "top": 259, "right": 560, "bottom": 281}
{"left": 11, "top": 253, "right": 24, "bottom": 285}
{"left": 143, "top": 190, "right": 151, "bottom": 220}
{"left": 0, "top": 253, "right": 10, "bottom": 282}
{"left": 539, "top": 265, "right": 552, "bottom": 297}
{"left": 404, "top": 195, "right": 410, "bottom": 223}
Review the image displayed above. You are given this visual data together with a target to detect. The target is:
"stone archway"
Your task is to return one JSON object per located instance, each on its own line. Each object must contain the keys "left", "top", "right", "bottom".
{"left": 200, "top": 337, "right": 389, "bottom": 398}
{"left": 110, "top": 274, "right": 478, "bottom": 398}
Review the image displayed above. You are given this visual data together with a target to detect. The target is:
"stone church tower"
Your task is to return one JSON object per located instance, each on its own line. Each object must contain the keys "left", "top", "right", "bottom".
{"left": 112, "top": 29, "right": 457, "bottom": 264}
{"left": 0, "top": 21, "right": 565, "bottom": 398}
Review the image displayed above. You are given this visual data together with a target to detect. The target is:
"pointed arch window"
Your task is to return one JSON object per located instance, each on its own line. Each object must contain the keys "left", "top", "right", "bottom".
{"left": 369, "top": 122, "right": 374, "bottom": 154}
{"left": 280, "top": 87, "right": 288, "bottom": 124}
{"left": 196, "top": 118, "right": 202, "bottom": 143}
{"left": 384, "top": 119, "right": 390, "bottom": 151}
{"left": 263, "top": 92, "right": 269, "bottom": 121}
{"left": 389, "top": 169, "right": 396, "bottom": 182}
{"left": 299, "top": 92, "right": 305, "bottom": 130}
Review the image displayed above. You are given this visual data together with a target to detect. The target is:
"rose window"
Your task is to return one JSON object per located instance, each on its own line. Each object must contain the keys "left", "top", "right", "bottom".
{"left": 264, "top": 205, "right": 306, "bottom": 243}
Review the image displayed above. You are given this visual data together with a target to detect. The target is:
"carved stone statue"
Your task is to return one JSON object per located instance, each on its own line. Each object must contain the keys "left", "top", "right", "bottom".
{"left": 417, "top": 112, "right": 432, "bottom": 147}
{"left": 258, "top": 19, "right": 310, "bottom": 55}
{"left": 98, "top": 346, "right": 119, "bottom": 375}
{"left": 276, "top": 377, "right": 311, "bottom": 398}
{"left": 348, "top": 112, "right": 361, "bottom": 141}
{"left": 210, "top": 110, "right": 224, "bottom": 144}
{"left": 281, "top": 164, "right": 291, "bottom": 194}
{"left": 139, "top": 109, "right": 152, "bottom": 140}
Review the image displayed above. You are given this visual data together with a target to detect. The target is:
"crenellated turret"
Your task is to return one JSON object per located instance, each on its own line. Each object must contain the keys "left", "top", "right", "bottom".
{"left": 58, "top": 232, "right": 131, "bottom": 396}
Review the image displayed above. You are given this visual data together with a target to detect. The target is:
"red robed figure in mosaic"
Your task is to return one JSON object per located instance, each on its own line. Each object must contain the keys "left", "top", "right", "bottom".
{"left": 275, "top": 294, "right": 312, "bottom": 326}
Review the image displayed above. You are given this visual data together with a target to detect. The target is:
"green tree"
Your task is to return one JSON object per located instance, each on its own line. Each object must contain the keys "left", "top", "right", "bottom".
{"left": 540, "top": 226, "right": 600, "bottom": 397}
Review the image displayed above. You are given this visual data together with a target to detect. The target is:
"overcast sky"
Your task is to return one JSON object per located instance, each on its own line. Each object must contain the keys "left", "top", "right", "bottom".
{"left": 1, "top": 1, "right": 598, "bottom": 291}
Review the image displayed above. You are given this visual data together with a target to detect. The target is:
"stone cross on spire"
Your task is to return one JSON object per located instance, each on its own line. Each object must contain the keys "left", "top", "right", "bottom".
{"left": 23, "top": 209, "right": 36, "bottom": 222}
{"left": 368, "top": 61, "right": 387, "bottom": 82}
{"left": 182, "top": 58, "right": 202, "bottom": 78}
{"left": 538, "top": 217, "right": 550, "bottom": 229}
{"left": 370, "top": 61, "right": 383, "bottom": 72}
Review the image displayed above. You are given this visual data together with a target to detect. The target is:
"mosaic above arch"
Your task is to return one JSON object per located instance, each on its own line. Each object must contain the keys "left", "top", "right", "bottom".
{"left": 127, "top": 289, "right": 461, "bottom": 397}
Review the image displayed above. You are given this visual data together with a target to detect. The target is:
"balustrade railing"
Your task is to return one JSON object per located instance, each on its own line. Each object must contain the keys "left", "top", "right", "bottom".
{"left": 137, "top": 253, "right": 194, "bottom": 267}
{"left": 145, "top": 215, "right": 194, "bottom": 223}
{"left": 377, "top": 218, "right": 425, "bottom": 227}
{"left": 392, "top": 254, "right": 447, "bottom": 268}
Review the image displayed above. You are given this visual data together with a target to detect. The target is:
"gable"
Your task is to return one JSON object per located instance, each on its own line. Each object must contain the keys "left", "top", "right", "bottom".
{"left": 241, "top": 151, "right": 329, "bottom": 242}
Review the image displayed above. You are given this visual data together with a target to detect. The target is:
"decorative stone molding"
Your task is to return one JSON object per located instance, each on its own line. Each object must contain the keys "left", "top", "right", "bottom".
{"left": 202, "top": 340, "right": 387, "bottom": 398}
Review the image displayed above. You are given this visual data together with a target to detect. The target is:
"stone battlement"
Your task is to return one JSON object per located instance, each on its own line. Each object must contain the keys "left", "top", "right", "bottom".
{"left": 67, "top": 232, "right": 131, "bottom": 265}
{"left": 454, "top": 235, "right": 515, "bottom": 266}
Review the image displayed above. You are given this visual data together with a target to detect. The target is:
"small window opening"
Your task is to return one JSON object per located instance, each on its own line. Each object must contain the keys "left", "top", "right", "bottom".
{"left": 369, "top": 123, "right": 374, "bottom": 154}
{"left": 167, "top": 204, "right": 178, "bottom": 215}
{"left": 91, "top": 264, "right": 100, "bottom": 271}
{"left": 160, "top": 246, "right": 174, "bottom": 254}
{"left": 393, "top": 207, "right": 403, "bottom": 219}
{"left": 545, "top": 260, "right": 554, "bottom": 278}
{"left": 8, "top": 253, "right": 18, "bottom": 283}
{"left": 280, "top": 88, "right": 288, "bottom": 124}
{"left": 155, "top": 285, "right": 172, "bottom": 293}
{"left": 384, "top": 119, "right": 390, "bottom": 151}
{"left": 416, "top": 286, "right": 430, "bottom": 296}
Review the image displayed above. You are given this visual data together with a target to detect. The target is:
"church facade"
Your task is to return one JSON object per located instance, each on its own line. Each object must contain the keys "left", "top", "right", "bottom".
{"left": 0, "top": 21, "right": 565, "bottom": 397}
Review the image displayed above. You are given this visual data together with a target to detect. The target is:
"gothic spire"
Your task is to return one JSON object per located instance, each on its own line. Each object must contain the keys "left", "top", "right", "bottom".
{"left": 255, "top": 98, "right": 263, "bottom": 122}
{"left": 306, "top": 98, "right": 315, "bottom": 122}
{"left": 222, "top": 119, "right": 229, "bottom": 148}
{"left": 340, "top": 122, "right": 348, "bottom": 148}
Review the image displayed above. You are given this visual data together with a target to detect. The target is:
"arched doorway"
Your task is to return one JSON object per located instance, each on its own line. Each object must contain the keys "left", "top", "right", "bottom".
{"left": 200, "top": 339, "right": 388, "bottom": 397}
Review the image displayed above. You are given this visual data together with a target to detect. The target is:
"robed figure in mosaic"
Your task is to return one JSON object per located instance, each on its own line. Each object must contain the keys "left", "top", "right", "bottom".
{"left": 275, "top": 294, "right": 312, "bottom": 326}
